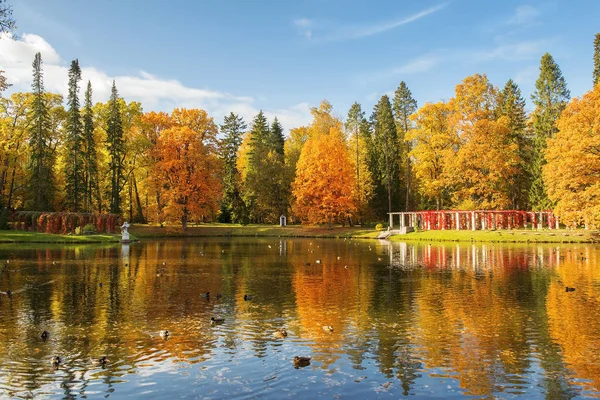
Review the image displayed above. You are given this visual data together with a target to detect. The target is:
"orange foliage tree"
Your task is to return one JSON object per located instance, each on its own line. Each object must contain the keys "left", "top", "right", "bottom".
{"left": 544, "top": 84, "right": 600, "bottom": 228}
{"left": 292, "top": 127, "right": 356, "bottom": 227}
{"left": 153, "top": 116, "right": 222, "bottom": 228}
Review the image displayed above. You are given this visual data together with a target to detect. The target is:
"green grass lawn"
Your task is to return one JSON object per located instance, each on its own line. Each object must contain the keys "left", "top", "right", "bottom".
{"left": 0, "top": 231, "right": 123, "bottom": 243}
{"left": 392, "top": 229, "right": 598, "bottom": 243}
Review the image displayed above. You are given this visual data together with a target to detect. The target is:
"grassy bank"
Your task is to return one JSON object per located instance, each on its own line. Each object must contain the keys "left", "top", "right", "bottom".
{"left": 0, "top": 231, "right": 124, "bottom": 243}
{"left": 129, "top": 223, "right": 379, "bottom": 239}
{"left": 391, "top": 229, "right": 599, "bottom": 243}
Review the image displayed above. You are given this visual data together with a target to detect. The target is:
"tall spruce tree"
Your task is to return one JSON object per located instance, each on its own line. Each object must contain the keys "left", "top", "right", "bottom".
{"left": 106, "top": 81, "right": 125, "bottom": 214}
{"left": 83, "top": 80, "right": 99, "bottom": 212}
{"left": 219, "top": 112, "right": 247, "bottom": 223}
{"left": 392, "top": 81, "right": 417, "bottom": 211}
{"left": 529, "top": 53, "right": 570, "bottom": 210}
{"left": 64, "top": 59, "right": 84, "bottom": 211}
{"left": 373, "top": 95, "right": 400, "bottom": 216}
{"left": 594, "top": 33, "right": 600, "bottom": 86}
{"left": 499, "top": 79, "right": 530, "bottom": 209}
{"left": 269, "top": 117, "right": 285, "bottom": 156}
{"left": 244, "top": 111, "right": 271, "bottom": 222}
{"left": 28, "top": 52, "right": 56, "bottom": 210}
{"left": 346, "top": 102, "right": 365, "bottom": 211}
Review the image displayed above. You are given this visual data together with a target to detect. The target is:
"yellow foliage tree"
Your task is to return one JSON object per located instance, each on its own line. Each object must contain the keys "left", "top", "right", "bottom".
{"left": 293, "top": 127, "right": 356, "bottom": 227}
{"left": 544, "top": 84, "right": 600, "bottom": 227}
{"left": 407, "top": 101, "right": 455, "bottom": 209}
{"left": 448, "top": 74, "right": 519, "bottom": 209}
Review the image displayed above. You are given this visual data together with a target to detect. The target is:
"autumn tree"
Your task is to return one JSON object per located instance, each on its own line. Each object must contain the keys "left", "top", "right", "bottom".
{"left": 498, "top": 79, "right": 531, "bottom": 209}
{"left": 529, "top": 53, "right": 570, "bottom": 210}
{"left": 544, "top": 84, "right": 600, "bottom": 228}
{"left": 407, "top": 101, "right": 454, "bottom": 209}
{"left": 82, "top": 81, "right": 99, "bottom": 212}
{"left": 63, "top": 59, "right": 84, "bottom": 211}
{"left": 448, "top": 74, "right": 519, "bottom": 209}
{"left": 372, "top": 95, "right": 400, "bottom": 215}
{"left": 594, "top": 33, "right": 600, "bottom": 86}
{"left": 219, "top": 112, "right": 247, "bottom": 223}
{"left": 0, "top": 92, "right": 30, "bottom": 210}
{"left": 154, "top": 115, "right": 222, "bottom": 228}
{"left": 293, "top": 126, "right": 356, "bottom": 227}
{"left": 106, "top": 81, "right": 125, "bottom": 214}
{"left": 28, "top": 52, "right": 57, "bottom": 210}
{"left": 393, "top": 81, "right": 418, "bottom": 211}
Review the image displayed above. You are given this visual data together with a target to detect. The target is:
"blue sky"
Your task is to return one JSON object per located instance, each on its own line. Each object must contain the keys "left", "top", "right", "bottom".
{"left": 2, "top": 0, "right": 599, "bottom": 129}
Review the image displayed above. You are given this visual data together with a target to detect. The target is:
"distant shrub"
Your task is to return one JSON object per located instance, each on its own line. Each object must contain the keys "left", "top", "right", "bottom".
{"left": 82, "top": 223, "right": 97, "bottom": 234}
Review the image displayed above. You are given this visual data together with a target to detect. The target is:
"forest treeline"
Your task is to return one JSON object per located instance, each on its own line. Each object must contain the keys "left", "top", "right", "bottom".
{"left": 1, "top": 32, "right": 600, "bottom": 228}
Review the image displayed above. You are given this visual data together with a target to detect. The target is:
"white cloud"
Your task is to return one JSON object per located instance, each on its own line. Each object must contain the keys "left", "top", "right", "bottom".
{"left": 0, "top": 33, "right": 312, "bottom": 132}
{"left": 514, "top": 65, "right": 539, "bottom": 86}
{"left": 294, "top": 3, "right": 447, "bottom": 43}
{"left": 507, "top": 5, "right": 540, "bottom": 26}
{"left": 472, "top": 40, "right": 547, "bottom": 62}
{"left": 392, "top": 54, "right": 441, "bottom": 75}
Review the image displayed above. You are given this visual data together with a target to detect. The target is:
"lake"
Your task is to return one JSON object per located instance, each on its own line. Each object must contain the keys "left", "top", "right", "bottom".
{"left": 0, "top": 238, "right": 599, "bottom": 398}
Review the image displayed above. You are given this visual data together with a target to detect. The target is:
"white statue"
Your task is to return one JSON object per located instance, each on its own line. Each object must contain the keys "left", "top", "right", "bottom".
{"left": 120, "top": 221, "right": 130, "bottom": 242}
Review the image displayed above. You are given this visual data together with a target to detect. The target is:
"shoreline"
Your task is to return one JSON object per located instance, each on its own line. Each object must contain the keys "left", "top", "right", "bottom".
{"left": 0, "top": 225, "right": 597, "bottom": 244}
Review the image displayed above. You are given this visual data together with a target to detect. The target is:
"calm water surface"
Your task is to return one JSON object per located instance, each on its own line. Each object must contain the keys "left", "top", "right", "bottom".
{"left": 0, "top": 238, "right": 599, "bottom": 398}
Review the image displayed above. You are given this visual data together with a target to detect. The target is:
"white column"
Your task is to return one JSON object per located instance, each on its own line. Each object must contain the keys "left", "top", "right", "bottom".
{"left": 471, "top": 211, "right": 476, "bottom": 231}
{"left": 456, "top": 212, "right": 460, "bottom": 230}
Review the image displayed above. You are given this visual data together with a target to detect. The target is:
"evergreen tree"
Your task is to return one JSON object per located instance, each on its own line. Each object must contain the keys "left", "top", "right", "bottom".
{"left": 269, "top": 117, "right": 285, "bottom": 156}
{"left": 529, "top": 53, "right": 570, "bottom": 210}
{"left": 63, "top": 59, "right": 84, "bottom": 211}
{"left": 106, "top": 81, "right": 125, "bottom": 214}
{"left": 244, "top": 111, "right": 271, "bottom": 222}
{"left": 594, "top": 33, "right": 600, "bottom": 86}
{"left": 346, "top": 102, "right": 364, "bottom": 208}
{"left": 219, "top": 112, "right": 247, "bottom": 223}
{"left": 392, "top": 81, "right": 417, "bottom": 211}
{"left": 373, "top": 95, "right": 400, "bottom": 216}
{"left": 499, "top": 79, "right": 531, "bottom": 209}
{"left": 83, "top": 80, "right": 99, "bottom": 212}
{"left": 27, "top": 52, "right": 56, "bottom": 210}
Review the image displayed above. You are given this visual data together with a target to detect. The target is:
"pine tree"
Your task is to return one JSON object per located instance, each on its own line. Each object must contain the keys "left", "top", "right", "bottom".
{"left": 373, "top": 95, "right": 400, "bottom": 216}
{"left": 269, "top": 117, "right": 285, "bottom": 156}
{"left": 83, "top": 80, "right": 99, "bottom": 212}
{"left": 63, "top": 59, "right": 84, "bottom": 211}
{"left": 219, "top": 112, "right": 247, "bottom": 223}
{"left": 244, "top": 111, "right": 271, "bottom": 222}
{"left": 529, "top": 53, "right": 570, "bottom": 210}
{"left": 346, "top": 102, "right": 364, "bottom": 210}
{"left": 392, "top": 81, "right": 417, "bottom": 211}
{"left": 106, "top": 81, "right": 125, "bottom": 214}
{"left": 499, "top": 79, "right": 530, "bottom": 209}
{"left": 594, "top": 33, "right": 600, "bottom": 87}
{"left": 27, "top": 52, "right": 56, "bottom": 210}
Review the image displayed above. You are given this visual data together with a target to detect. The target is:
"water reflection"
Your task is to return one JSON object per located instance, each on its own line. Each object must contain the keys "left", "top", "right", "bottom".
{"left": 0, "top": 239, "right": 599, "bottom": 398}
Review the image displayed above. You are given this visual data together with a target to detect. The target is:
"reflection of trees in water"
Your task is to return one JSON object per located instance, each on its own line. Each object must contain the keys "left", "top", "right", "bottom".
{"left": 0, "top": 241, "right": 598, "bottom": 397}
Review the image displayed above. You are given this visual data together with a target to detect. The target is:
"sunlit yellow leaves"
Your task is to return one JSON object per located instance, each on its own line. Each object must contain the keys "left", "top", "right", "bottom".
{"left": 544, "top": 84, "right": 600, "bottom": 227}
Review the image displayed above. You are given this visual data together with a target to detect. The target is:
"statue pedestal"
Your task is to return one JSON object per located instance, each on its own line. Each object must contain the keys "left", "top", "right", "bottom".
{"left": 121, "top": 231, "right": 131, "bottom": 243}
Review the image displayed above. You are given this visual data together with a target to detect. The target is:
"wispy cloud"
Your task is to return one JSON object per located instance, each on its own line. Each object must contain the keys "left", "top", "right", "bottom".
{"left": 0, "top": 33, "right": 313, "bottom": 131}
{"left": 507, "top": 5, "right": 540, "bottom": 26}
{"left": 294, "top": 3, "right": 447, "bottom": 42}
{"left": 357, "top": 38, "right": 547, "bottom": 84}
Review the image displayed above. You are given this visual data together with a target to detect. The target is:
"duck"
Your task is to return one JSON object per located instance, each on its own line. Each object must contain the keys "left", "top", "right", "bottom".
{"left": 41, "top": 330, "right": 50, "bottom": 341}
{"left": 244, "top": 294, "right": 253, "bottom": 301}
{"left": 200, "top": 292, "right": 210, "bottom": 299}
{"left": 337, "top": 256, "right": 342, "bottom": 260}
{"left": 273, "top": 329, "right": 288, "bottom": 339}
{"left": 98, "top": 283, "right": 103, "bottom": 288}
{"left": 159, "top": 330, "right": 170, "bottom": 339}
{"left": 210, "top": 317, "right": 225, "bottom": 325}
{"left": 216, "top": 293, "right": 222, "bottom": 299}
{"left": 50, "top": 356, "right": 62, "bottom": 367}
{"left": 92, "top": 356, "right": 108, "bottom": 366}
{"left": 565, "top": 287, "right": 576, "bottom": 292}
{"left": 5, "top": 290, "right": 12, "bottom": 298}
{"left": 305, "top": 262, "right": 311, "bottom": 266}
{"left": 293, "top": 356, "right": 311, "bottom": 368}
{"left": 315, "top": 260, "right": 322, "bottom": 264}
{"left": 322, "top": 325, "right": 334, "bottom": 333}
{"left": 268, "top": 245, "right": 272, "bottom": 249}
